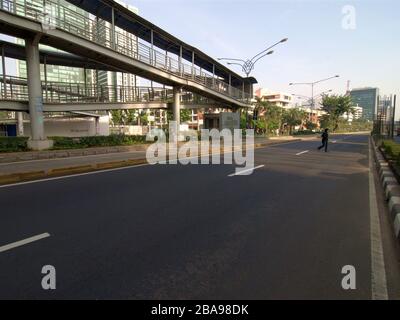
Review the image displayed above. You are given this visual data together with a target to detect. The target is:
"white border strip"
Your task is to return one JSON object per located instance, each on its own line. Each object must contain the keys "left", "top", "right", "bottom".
{"left": 369, "top": 138, "right": 388, "bottom": 300}
{"left": 296, "top": 150, "right": 309, "bottom": 156}
{"left": 0, "top": 233, "right": 50, "bottom": 253}
{"left": 228, "top": 165, "right": 265, "bottom": 177}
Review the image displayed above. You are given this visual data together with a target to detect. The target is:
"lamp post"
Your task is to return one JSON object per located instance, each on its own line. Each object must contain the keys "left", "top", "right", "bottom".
{"left": 218, "top": 38, "right": 288, "bottom": 78}
{"left": 292, "top": 89, "right": 333, "bottom": 107}
{"left": 292, "top": 89, "right": 334, "bottom": 125}
{"left": 289, "top": 75, "right": 339, "bottom": 112}
{"left": 218, "top": 38, "right": 288, "bottom": 128}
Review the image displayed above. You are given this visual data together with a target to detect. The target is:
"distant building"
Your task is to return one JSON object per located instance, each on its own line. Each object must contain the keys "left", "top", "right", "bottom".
{"left": 342, "top": 105, "right": 363, "bottom": 122}
{"left": 13, "top": 0, "right": 109, "bottom": 137}
{"left": 16, "top": 0, "right": 91, "bottom": 84}
{"left": 350, "top": 87, "right": 379, "bottom": 120}
{"left": 254, "top": 88, "right": 293, "bottom": 109}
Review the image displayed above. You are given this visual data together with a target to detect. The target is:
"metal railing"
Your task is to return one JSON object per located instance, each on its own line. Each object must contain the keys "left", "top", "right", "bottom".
{"left": 0, "top": 0, "right": 251, "bottom": 104}
{"left": 0, "top": 76, "right": 215, "bottom": 105}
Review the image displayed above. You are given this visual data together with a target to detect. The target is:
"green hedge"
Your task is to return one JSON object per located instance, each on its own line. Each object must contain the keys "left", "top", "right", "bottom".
{"left": 50, "top": 134, "right": 147, "bottom": 150}
{"left": 0, "top": 136, "right": 29, "bottom": 152}
{"left": 293, "top": 130, "right": 319, "bottom": 136}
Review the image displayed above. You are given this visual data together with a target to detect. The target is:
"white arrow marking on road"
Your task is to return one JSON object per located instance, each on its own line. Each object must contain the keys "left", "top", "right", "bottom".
{"left": 0, "top": 233, "right": 50, "bottom": 253}
{"left": 296, "top": 150, "right": 309, "bottom": 156}
{"left": 228, "top": 165, "right": 265, "bottom": 177}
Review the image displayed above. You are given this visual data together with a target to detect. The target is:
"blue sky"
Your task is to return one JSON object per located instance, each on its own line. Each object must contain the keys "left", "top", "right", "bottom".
{"left": 131, "top": 0, "right": 399, "bottom": 112}
{"left": 1, "top": 0, "right": 399, "bottom": 115}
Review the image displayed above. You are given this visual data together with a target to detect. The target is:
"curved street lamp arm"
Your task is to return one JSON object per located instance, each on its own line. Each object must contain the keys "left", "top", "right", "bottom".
{"left": 289, "top": 82, "right": 313, "bottom": 86}
{"left": 251, "top": 51, "right": 274, "bottom": 69}
{"left": 227, "top": 62, "right": 246, "bottom": 73}
{"left": 292, "top": 94, "right": 310, "bottom": 99}
{"left": 227, "top": 62, "right": 245, "bottom": 68}
{"left": 218, "top": 57, "right": 247, "bottom": 63}
{"left": 250, "top": 39, "right": 285, "bottom": 62}
{"left": 314, "top": 89, "right": 332, "bottom": 98}
{"left": 313, "top": 75, "right": 339, "bottom": 85}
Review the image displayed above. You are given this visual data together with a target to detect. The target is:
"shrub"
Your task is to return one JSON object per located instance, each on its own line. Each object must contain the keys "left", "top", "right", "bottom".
{"left": 381, "top": 140, "right": 400, "bottom": 159}
{"left": 50, "top": 134, "right": 147, "bottom": 150}
{"left": 0, "top": 136, "right": 29, "bottom": 152}
{"left": 293, "top": 130, "right": 318, "bottom": 136}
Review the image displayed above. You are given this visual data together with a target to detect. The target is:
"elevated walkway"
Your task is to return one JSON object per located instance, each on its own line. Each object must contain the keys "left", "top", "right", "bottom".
{"left": 0, "top": 0, "right": 255, "bottom": 108}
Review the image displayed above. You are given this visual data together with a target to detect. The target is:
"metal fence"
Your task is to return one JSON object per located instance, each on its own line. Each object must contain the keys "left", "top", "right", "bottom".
{"left": 373, "top": 95, "right": 397, "bottom": 139}
{"left": 0, "top": 76, "right": 215, "bottom": 105}
{"left": 0, "top": 0, "right": 250, "bottom": 103}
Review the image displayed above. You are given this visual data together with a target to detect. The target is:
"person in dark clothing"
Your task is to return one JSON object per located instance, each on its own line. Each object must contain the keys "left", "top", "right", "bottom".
{"left": 318, "top": 129, "right": 329, "bottom": 152}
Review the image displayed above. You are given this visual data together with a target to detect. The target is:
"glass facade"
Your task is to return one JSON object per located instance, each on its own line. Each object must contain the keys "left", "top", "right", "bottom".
{"left": 350, "top": 88, "right": 379, "bottom": 121}
{"left": 15, "top": 0, "right": 92, "bottom": 84}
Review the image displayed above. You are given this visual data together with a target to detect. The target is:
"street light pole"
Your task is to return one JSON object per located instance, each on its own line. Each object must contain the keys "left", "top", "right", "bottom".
{"left": 289, "top": 75, "right": 339, "bottom": 118}
{"left": 218, "top": 38, "right": 288, "bottom": 78}
{"left": 292, "top": 89, "right": 332, "bottom": 107}
{"left": 218, "top": 38, "right": 288, "bottom": 128}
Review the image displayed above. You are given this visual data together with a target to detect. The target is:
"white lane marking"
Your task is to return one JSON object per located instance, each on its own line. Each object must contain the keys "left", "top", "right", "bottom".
{"left": 0, "top": 141, "right": 292, "bottom": 188}
{"left": 368, "top": 138, "right": 388, "bottom": 300}
{"left": 228, "top": 165, "right": 265, "bottom": 177}
{"left": 0, "top": 233, "right": 50, "bottom": 253}
{"left": 296, "top": 150, "right": 309, "bottom": 156}
{"left": 332, "top": 140, "right": 337, "bottom": 144}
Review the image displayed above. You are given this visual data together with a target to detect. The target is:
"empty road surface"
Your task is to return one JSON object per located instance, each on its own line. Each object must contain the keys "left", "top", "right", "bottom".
{"left": 1, "top": 133, "right": 399, "bottom": 299}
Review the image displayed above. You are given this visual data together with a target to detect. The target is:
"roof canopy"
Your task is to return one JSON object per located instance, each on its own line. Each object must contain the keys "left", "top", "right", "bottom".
{"left": 65, "top": 0, "right": 256, "bottom": 87}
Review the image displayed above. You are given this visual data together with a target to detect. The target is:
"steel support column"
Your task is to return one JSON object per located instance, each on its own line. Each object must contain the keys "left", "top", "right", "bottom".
{"left": 173, "top": 86, "right": 181, "bottom": 128}
{"left": 179, "top": 46, "right": 183, "bottom": 76}
{"left": 111, "top": 7, "right": 115, "bottom": 49}
{"left": 1, "top": 45, "right": 6, "bottom": 98}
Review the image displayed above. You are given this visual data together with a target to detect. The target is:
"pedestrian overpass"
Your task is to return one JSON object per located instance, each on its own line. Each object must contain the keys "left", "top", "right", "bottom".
{"left": 0, "top": 0, "right": 257, "bottom": 149}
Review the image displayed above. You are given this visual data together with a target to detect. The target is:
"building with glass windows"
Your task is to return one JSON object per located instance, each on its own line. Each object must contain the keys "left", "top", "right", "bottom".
{"left": 350, "top": 87, "right": 379, "bottom": 121}
{"left": 15, "top": 0, "right": 91, "bottom": 84}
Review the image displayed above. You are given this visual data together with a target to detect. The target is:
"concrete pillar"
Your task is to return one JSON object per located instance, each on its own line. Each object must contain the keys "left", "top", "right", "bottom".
{"left": 95, "top": 117, "right": 100, "bottom": 136}
{"left": 25, "top": 36, "right": 53, "bottom": 150}
{"left": 173, "top": 86, "right": 181, "bottom": 129}
{"left": 17, "top": 112, "right": 24, "bottom": 136}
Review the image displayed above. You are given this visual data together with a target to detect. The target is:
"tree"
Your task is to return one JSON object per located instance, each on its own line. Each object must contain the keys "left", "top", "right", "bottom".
{"left": 320, "top": 94, "right": 354, "bottom": 131}
{"left": 319, "top": 114, "right": 333, "bottom": 130}
{"left": 110, "top": 110, "right": 138, "bottom": 126}
{"left": 251, "top": 97, "right": 284, "bottom": 135}
{"left": 282, "top": 108, "right": 307, "bottom": 134}
{"left": 305, "top": 120, "right": 318, "bottom": 131}
{"left": 167, "top": 109, "right": 192, "bottom": 123}
{"left": 264, "top": 104, "right": 284, "bottom": 134}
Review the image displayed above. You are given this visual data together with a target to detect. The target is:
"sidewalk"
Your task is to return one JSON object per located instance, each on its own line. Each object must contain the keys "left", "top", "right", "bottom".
{"left": 0, "top": 136, "right": 306, "bottom": 185}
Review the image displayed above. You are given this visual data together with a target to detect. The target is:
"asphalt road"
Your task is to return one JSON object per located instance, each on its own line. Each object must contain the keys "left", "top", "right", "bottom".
{"left": 0, "top": 133, "right": 399, "bottom": 299}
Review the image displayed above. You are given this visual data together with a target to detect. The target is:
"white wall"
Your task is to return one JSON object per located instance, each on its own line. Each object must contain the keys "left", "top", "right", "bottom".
{"left": 23, "top": 116, "right": 110, "bottom": 137}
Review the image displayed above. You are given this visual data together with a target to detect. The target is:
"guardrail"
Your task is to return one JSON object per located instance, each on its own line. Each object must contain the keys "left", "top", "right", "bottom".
{"left": 0, "top": 0, "right": 251, "bottom": 104}
{"left": 0, "top": 76, "right": 215, "bottom": 105}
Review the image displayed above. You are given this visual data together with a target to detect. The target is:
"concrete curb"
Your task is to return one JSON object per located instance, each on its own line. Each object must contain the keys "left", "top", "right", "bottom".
{"left": 0, "top": 138, "right": 300, "bottom": 186}
{"left": 0, "top": 144, "right": 151, "bottom": 164}
{"left": 371, "top": 137, "right": 400, "bottom": 241}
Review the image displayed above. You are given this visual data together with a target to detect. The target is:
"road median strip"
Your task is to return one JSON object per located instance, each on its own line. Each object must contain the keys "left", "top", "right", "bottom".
{"left": 371, "top": 137, "right": 400, "bottom": 241}
{"left": 0, "top": 138, "right": 302, "bottom": 186}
